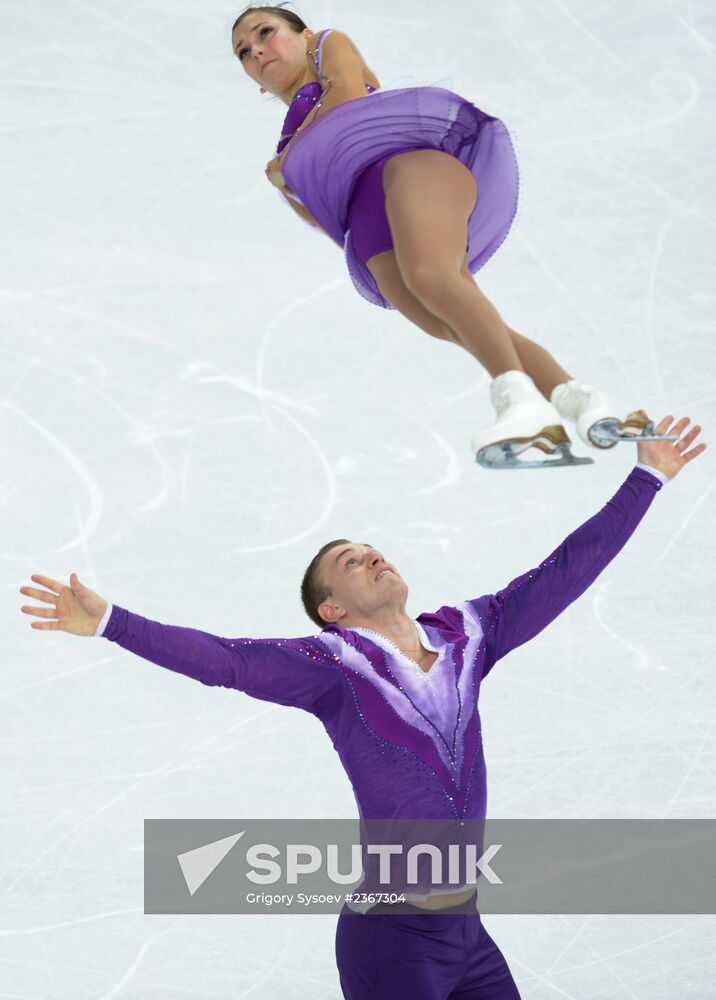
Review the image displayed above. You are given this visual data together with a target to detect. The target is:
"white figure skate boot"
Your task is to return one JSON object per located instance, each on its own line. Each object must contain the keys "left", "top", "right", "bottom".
{"left": 550, "top": 380, "right": 677, "bottom": 449}
{"left": 471, "top": 370, "right": 593, "bottom": 469}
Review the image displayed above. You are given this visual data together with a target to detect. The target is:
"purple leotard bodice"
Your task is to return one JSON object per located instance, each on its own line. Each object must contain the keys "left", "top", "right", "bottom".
{"left": 100, "top": 468, "right": 663, "bottom": 831}
{"left": 276, "top": 30, "right": 375, "bottom": 156}
{"left": 276, "top": 82, "right": 324, "bottom": 155}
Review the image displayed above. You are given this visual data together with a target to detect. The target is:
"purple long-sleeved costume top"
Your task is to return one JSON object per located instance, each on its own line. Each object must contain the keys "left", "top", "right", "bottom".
{"left": 99, "top": 468, "right": 662, "bottom": 824}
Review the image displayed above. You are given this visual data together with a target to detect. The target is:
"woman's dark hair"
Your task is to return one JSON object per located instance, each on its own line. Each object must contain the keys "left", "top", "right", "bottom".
{"left": 232, "top": 3, "right": 308, "bottom": 40}
{"left": 300, "top": 538, "right": 351, "bottom": 629}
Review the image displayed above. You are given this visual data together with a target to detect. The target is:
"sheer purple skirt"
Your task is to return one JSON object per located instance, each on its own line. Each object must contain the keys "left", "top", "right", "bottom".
{"left": 281, "top": 86, "right": 519, "bottom": 310}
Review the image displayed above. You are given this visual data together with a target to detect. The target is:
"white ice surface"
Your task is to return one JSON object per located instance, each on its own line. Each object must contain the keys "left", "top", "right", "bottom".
{"left": 2, "top": 0, "right": 716, "bottom": 997}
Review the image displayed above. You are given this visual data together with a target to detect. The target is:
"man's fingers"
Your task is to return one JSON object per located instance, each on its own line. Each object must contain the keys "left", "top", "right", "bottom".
{"left": 683, "top": 442, "right": 708, "bottom": 463}
{"left": 19, "top": 586, "right": 57, "bottom": 605}
{"left": 675, "top": 425, "right": 701, "bottom": 450}
{"left": 21, "top": 605, "right": 58, "bottom": 619}
{"left": 30, "top": 620, "right": 60, "bottom": 630}
{"left": 30, "top": 574, "right": 63, "bottom": 595}
{"left": 667, "top": 416, "right": 691, "bottom": 439}
{"left": 653, "top": 414, "right": 694, "bottom": 440}
{"left": 653, "top": 415, "right": 674, "bottom": 435}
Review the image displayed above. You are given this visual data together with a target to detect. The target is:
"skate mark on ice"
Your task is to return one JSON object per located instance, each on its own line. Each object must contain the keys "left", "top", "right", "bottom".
{"left": 4, "top": 400, "right": 103, "bottom": 554}
{"left": 652, "top": 480, "right": 714, "bottom": 568}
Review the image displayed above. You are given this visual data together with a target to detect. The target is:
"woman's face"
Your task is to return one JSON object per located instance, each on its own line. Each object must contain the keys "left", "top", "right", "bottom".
{"left": 232, "top": 13, "right": 312, "bottom": 97}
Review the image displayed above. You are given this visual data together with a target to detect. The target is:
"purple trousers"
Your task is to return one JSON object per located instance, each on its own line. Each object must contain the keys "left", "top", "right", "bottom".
{"left": 335, "top": 894, "right": 521, "bottom": 999}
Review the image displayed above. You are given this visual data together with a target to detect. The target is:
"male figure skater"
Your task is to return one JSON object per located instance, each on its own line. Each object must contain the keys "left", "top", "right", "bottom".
{"left": 20, "top": 416, "right": 705, "bottom": 999}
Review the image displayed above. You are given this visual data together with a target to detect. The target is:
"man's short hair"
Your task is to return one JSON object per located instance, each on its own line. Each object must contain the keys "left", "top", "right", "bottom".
{"left": 300, "top": 538, "right": 351, "bottom": 629}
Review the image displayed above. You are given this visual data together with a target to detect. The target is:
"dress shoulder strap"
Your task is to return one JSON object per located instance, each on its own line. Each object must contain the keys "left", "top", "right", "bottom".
{"left": 313, "top": 28, "right": 334, "bottom": 79}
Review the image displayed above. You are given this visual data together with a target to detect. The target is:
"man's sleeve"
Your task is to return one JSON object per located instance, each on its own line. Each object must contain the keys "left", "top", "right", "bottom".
{"left": 98, "top": 605, "right": 341, "bottom": 718}
{"left": 470, "top": 466, "right": 665, "bottom": 678}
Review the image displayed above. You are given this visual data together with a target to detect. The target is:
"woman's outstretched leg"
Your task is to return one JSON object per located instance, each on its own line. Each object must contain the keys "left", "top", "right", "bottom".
{"left": 382, "top": 149, "right": 577, "bottom": 400}
{"left": 453, "top": 252, "right": 574, "bottom": 399}
{"left": 375, "top": 151, "right": 667, "bottom": 458}
{"left": 367, "top": 244, "right": 574, "bottom": 403}
{"left": 383, "top": 150, "right": 525, "bottom": 378}
{"left": 379, "top": 150, "right": 592, "bottom": 467}
{"left": 366, "top": 252, "right": 586, "bottom": 468}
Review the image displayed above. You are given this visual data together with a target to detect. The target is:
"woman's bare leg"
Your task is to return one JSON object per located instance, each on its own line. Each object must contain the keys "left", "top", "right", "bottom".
{"left": 366, "top": 249, "right": 460, "bottom": 345}
{"left": 382, "top": 150, "right": 524, "bottom": 377}
{"left": 454, "top": 256, "right": 573, "bottom": 398}
{"left": 365, "top": 150, "right": 573, "bottom": 399}
{"left": 366, "top": 249, "right": 574, "bottom": 401}
{"left": 506, "top": 328, "right": 573, "bottom": 399}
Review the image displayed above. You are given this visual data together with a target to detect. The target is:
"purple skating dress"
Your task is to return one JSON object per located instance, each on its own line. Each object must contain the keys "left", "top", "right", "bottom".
{"left": 276, "top": 29, "right": 519, "bottom": 310}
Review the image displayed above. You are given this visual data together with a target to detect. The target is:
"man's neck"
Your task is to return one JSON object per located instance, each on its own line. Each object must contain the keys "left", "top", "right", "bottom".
{"left": 343, "top": 610, "right": 422, "bottom": 654}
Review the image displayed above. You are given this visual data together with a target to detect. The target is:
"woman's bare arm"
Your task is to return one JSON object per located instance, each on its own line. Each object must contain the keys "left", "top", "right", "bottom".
{"left": 310, "top": 31, "right": 374, "bottom": 117}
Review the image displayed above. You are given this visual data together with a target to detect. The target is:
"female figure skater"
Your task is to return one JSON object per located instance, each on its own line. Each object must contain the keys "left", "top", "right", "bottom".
{"left": 232, "top": 4, "right": 674, "bottom": 469}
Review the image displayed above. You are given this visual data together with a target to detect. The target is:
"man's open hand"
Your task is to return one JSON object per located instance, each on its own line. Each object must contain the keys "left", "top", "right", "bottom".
{"left": 637, "top": 414, "right": 707, "bottom": 480}
{"left": 20, "top": 574, "right": 107, "bottom": 636}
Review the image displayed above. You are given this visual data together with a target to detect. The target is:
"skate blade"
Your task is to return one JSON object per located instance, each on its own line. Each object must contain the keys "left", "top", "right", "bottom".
{"left": 476, "top": 426, "right": 594, "bottom": 470}
{"left": 589, "top": 414, "right": 678, "bottom": 448}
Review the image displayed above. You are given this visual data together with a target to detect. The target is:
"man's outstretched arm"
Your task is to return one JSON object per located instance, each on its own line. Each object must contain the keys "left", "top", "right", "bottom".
{"left": 474, "top": 415, "right": 706, "bottom": 676}
{"left": 20, "top": 578, "right": 340, "bottom": 717}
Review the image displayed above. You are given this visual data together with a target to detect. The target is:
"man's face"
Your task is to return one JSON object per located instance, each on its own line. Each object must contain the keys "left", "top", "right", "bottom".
{"left": 316, "top": 542, "right": 408, "bottom": 626}
{"left": 232, "top": 13, "right": 312, "bottom": 95}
